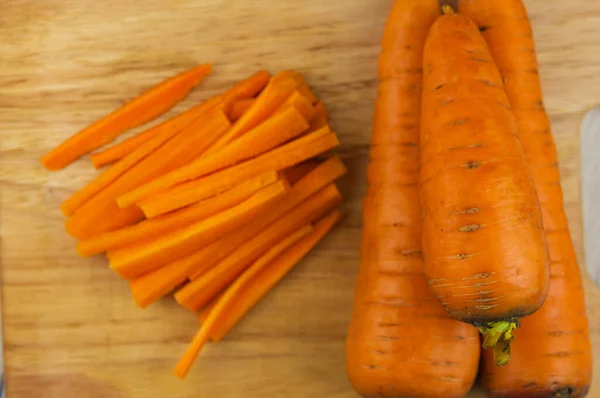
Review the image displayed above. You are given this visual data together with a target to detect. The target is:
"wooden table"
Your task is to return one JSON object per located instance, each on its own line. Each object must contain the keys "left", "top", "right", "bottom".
{"left": 1, "top": 0, "right": 599, "bottom": 396}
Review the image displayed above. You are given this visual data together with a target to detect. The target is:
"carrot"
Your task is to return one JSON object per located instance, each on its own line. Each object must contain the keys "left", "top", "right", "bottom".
{"left": 41, "top": 64, "right": 212, "bottom": 170}
{"left": 419, "top": 5, "right": 550, "bottom": 366}
{"left": 221, "top": 70, "right": 271, "bottom": 105}
{"left": 284, "top": 70, "right": 318, "bottom": 105}
{"left": 346, "top": 2, "right": 480, "bottom": 397}
{"left": 65, "top": 107, "right": 230, "bottom": 239}
{"left": 460, "top": 0, "right": 592, "bottom": 393}
{"left": 227, "top": 98, "right": 255, "bottom": 121}
{"left": 283, "top": 159, "right": 321, "bottom": 185}
{"left": 175, "top": 183, "right": 342, "bottom": 311}
{"left": 128, "top": 157, "right": 346, "bottom": 307}
{"left": 138, "top": 127, "right": 339, "bottom": 217}
{"left": 173, "top": 224, "right": 313, "bottom": 379}
{"left": 199, "top": 211, "right": 344, "bottom": 342}
{"left": 308, "top": 101, "right": 329, "bottom": 133}
{"left": 278, "top": 90, "right": 316, "bottom": 122}
{"left": 205, "top": 71, "right": 300, "bottom": 155}
{"left": 109, "top": 180, "right": 289, "bottom": 279}
{"left": 76, "top": 171, "right": 279, "bottom": 256}
{"left": 117, "top": 106, "right": 310, "bottom": 210}
{"left": 89, "top": 96, "right": 222, "bottom": 168}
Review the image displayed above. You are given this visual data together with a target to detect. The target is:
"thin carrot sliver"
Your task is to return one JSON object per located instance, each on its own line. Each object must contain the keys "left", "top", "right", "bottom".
{"left": 119, "top": 106, "right": 311, "bottom": 210}
{"left": 109, "top": 180, "right": 289, "bottom": 279}
{"left": 228, "top": 99, "right": 255, "bottom": 121}
{"left": 77, "top": 171, "right": 279, "bottom": 256}
{"left": 173, "top": 225, "right": 313, "bottom": 379}
{"left": 89, "top": 96, "right": 222, "bottom": 169}
{"left": 174, "top": 183, "right": 342, "bottom": 312}
{"left": 138, "top": 128, "right": 339, "bottom": 217}
{"left": 200, "top": 211, "right": 344, "bottom": 341}
{"left": 41, "top": 64, "right": 212, "bottom": 170}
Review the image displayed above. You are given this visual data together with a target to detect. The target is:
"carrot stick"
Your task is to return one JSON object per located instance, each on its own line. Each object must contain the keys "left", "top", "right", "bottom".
{"left": 221, "top": 70, "right": 271, "bottom": 105}
{"left": 200, "top": 211, "right": 344, "bottom": 341}
{"left": 76, "top": 171, "right": 279, "bottom": 256}
{"left": 128, "top": 157, "right": 346, "bottom": 307}
{"left": 173, "top": 224, "right": 313, "bottom": 379}
{"left": 227, "top": 99, "right": 255, "bottom": 121}
{"left": 460, "top": 0, "right": 592, "bottom": 393}
{"left": 138, "top": 127, "right": 338, "bottom": 217}
{"left": 419, "top": 5, "right": 549, "bottom": 365}
{"left": 174, "top": 183, "right": 342, "bottom": 312}
{"left": 204, "top": 71, "right": 301, "bottom": 155}
{"left": 89, "top": 96, "right": 222, "bottom": 168}
{"left": 278, "top": 90, "right": 316, "bottom": 122}
{"left": 308, "top": 101, "right": 329, "bottom": 133}
{"left": 285, "top": 71, "right": 318, "bottom": 105}
{"left": 283, "top": 159, "right": 322, "bottom": 185}
{"left": 118, "top": 106, "right": 310, "bottom": 210}
{"left": 109, "top": 180, "right": 289, "bottom": 279}
{"left": 65, "top": 107, "right": 230, "bottom": 239}
{"left": 41, "top": 64, "right": 212, "bottom": 170}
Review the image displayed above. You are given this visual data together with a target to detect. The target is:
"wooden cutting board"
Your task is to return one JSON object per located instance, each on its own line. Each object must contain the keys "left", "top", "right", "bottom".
{"left": 1, "top": 0, "right": 599, "bottom": 396}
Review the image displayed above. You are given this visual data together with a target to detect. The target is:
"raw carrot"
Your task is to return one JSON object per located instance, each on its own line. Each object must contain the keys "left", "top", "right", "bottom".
{"left": 138, "top": 127, "right": 338, "bottom": 217}
{"left": 419, "top": 5, "right": 549, "bottom": 365}
{"left": 278, "top": 90, "right": 317, "bottom": 122}
{"left": 128, "top": 157, "right": 346, "bottom": 307}
{"left": 200, "top": 211, "right": 344, "bottom": 342}
{"left": 76, "top": 171, "right": 279, "bottom": 256}
{"left": 117, "top": 106, "right": 310, "bottom": 210}
{"left": 41, "top": 64, "right": 212, "bottom": 170}
{"left": 173, "top": 224, "right": 313, "bottom": 379}
{"left": 283, "top": 159, "right": 322, "bottom": 185}
{"left": 109, "top": 180, "right": 289, "bottom": 279}
{"left": 221, "top": 70, "right": 271, "bottom": 105}
{"left": 285, "top": 70, "right": 318, "bottom": 104}
{"left": 460, "top": 0, "right": 592, "bottom": 394}
{"left": 175, "top": 183, "right": 342, "bottom": 311}
{"left": 89, "top": 96, "right": 222, "bottom": 168}
{"left": 346, "top": 2, "right": 480, "bottom": 397}
{"left": 65, "top": 107, "right": 230, "bottom": 239}
{"left": 308, "top": 101, "right": 329, "bottom": 133}
{"left": 227, "top": 98, "right": 255, "bottom": 121}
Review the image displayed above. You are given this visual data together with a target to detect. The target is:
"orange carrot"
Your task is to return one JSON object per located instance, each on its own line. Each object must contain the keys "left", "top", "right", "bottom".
{"left": 89, "top": 96, "right": 222, "bottom": 168}
{"left": 199, "top": 211, "right": 344, "bottom": 341}
{"left": 420, "top": 6, "right": 549, "bottom": 365}
{"left": 308, "top": 101, "right": 329, "bottom": 133}
{"left": 41, "top": 64, "right": 212, "bottom": 170}
{"left": 65, "top": 107, "right": 230, "bottom": 239}
{"left": 227, "top": 99, "right": 255, "bottom": 121}
{"left": 285, "top": 70, "right": 318, "bottom": 104}
{"left": 174, "top": 183, "right": 342, "bottom": 312}
{"left": 278, "top": 90, "right": 317, "bottom": 122}
{"left": 118, "top": 106, "right": 310, "bottom": 210}
{"left": 138, "top": 127, "right": 338, "bottom": 217}
{"left": 173, "top": 224, "right": 313, "bottom": 378}
{"left": 128, "top": 157, "right": 346, "bottom": 307}
{"left": 283, "top": 159, "right": 322, "bottom": 185}
{"left": 221, "top": 70, "right": 271, "bottom": 105}
{"left": 76, "top": 171, "right": 279, "bottom": 256}
{"left": 109, "top": 180, "right": 289, "bottom": 279}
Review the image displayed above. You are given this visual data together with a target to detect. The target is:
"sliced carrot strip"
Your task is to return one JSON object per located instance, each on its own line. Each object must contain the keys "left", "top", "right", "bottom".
{"left": 41, "top": 64, "right": 212, "bottom": 170}
{"left": 227, "top": 99, "right": 255, "bottom": 121}
{"left": 119, "top": 105, "right": 310, "bottom": 210}
{"left": 109, "top": 180, "right": 289, "bottom": 279}
{"left": 221, "top": 70, "right": 271, "bottom": 104}
{"left": 278, "top": 90, "right": 316, "bottom": 122}
{"left": 65, "top": 107, "right": 230, "bottom": 239}
{"left": 308, "top": 101, "right": 329, "bottom": 133}
{"left": 174, "top": 183, "right": 342, "bottom": 312}
{"left": 89, "top": 96, "right": 222, "bottom": 169}
{"left": 173, "top": 224, "right": 313, "bottom": 379}
{"left": 77, "top": 171, "right": 279, "bottom": 256}
{"left": 283, "top": 159, "right": 322, "bottom": 185}
{"left": 200, "top": 211, "right": 343, "bottom": 341}
{"left": 285, "top": 71, "right": 318, "bottom": 105}
{"left": 138, "top": 127, "right": 339, "bottom": 217}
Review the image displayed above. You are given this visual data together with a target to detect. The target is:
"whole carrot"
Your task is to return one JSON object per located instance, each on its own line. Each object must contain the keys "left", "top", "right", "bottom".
{"left": 460, "top": 0, "right": 592, "bottom": 394}
{"left": 419, "top": 5, "right": 550, "bottom": 366}
{"left": 346, "top": 2, "right": 480, "bottom": 397}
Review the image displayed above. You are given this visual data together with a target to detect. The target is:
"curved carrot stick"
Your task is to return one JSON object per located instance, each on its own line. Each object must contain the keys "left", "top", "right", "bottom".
{"left": 41, "top": 64, "right": 212, "bottom": 170}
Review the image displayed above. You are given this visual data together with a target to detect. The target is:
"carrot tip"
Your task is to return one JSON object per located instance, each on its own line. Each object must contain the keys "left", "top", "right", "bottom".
{"left": 441, "top": 4, "right": 455, "bottom": 15}
{"left": 477, "top": 321, "right": 518, "bottom": 367}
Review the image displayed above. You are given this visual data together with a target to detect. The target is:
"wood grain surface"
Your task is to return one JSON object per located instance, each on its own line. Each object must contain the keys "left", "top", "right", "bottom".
{"left": 1, "top": 0, "right": 599, "bottom": 397}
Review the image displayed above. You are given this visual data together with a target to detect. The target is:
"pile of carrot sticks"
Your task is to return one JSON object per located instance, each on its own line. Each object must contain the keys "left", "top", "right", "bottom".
{"left": 41, "top": 65, "right": 346, "bottom": 378}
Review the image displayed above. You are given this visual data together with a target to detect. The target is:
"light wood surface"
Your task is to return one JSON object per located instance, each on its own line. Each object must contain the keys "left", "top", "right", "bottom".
{"left": 1, "top": 0, "right": 599, "bottom": 397}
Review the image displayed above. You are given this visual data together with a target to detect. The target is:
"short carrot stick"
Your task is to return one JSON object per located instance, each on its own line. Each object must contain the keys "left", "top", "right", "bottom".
{"left": 65, "top": 107, "right": 231, "bottom": 239}
{"left": 138, "top": 127, "right": 339, "bottom": 217}
{"left": 174, "top": 183, "right": 342, "bottom": 312}
{"left": 76, "top": 171, "right": 279, "bottom": 256}
{"left": 278, "top": 90, "right": 317, "bottom": 122}
{"left": 173, "top": 224, "right": 313, "bottom": 379}
{"left": 200, "top": 211, "right": 344, "bottom": 342}
{"left": 128, "top": 157, "right": 346, "bottom": 307}
{"left": 308, "top": 101, "right": 329, "bottom": 133}
{"left": 41, "top": 64, "right": 212, "bottom": 170}
{"left": 221, "top": 70, "right": 271, "bottom": 105}
{"left": 109, "top": 180, "right": 289, "bottom": 279}
{"left": 118, "top": 106, "right": 310, "bottom": 210}
{"left": 89, "top": 96, "right": 222, "bottom": 169}
{"left": 285, "top": 71, "right": 318, "bottom": 105}
{"left": 227, "top": 99, "right": 255, "bottom": 121}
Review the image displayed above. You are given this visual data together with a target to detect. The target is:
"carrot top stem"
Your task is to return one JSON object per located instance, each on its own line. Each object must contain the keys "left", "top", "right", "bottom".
{"left": 478, "top": 321, "right": 518, "bottom": 367}
{"left": 441, "top": 4, "right": 456, "bottom": 15}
